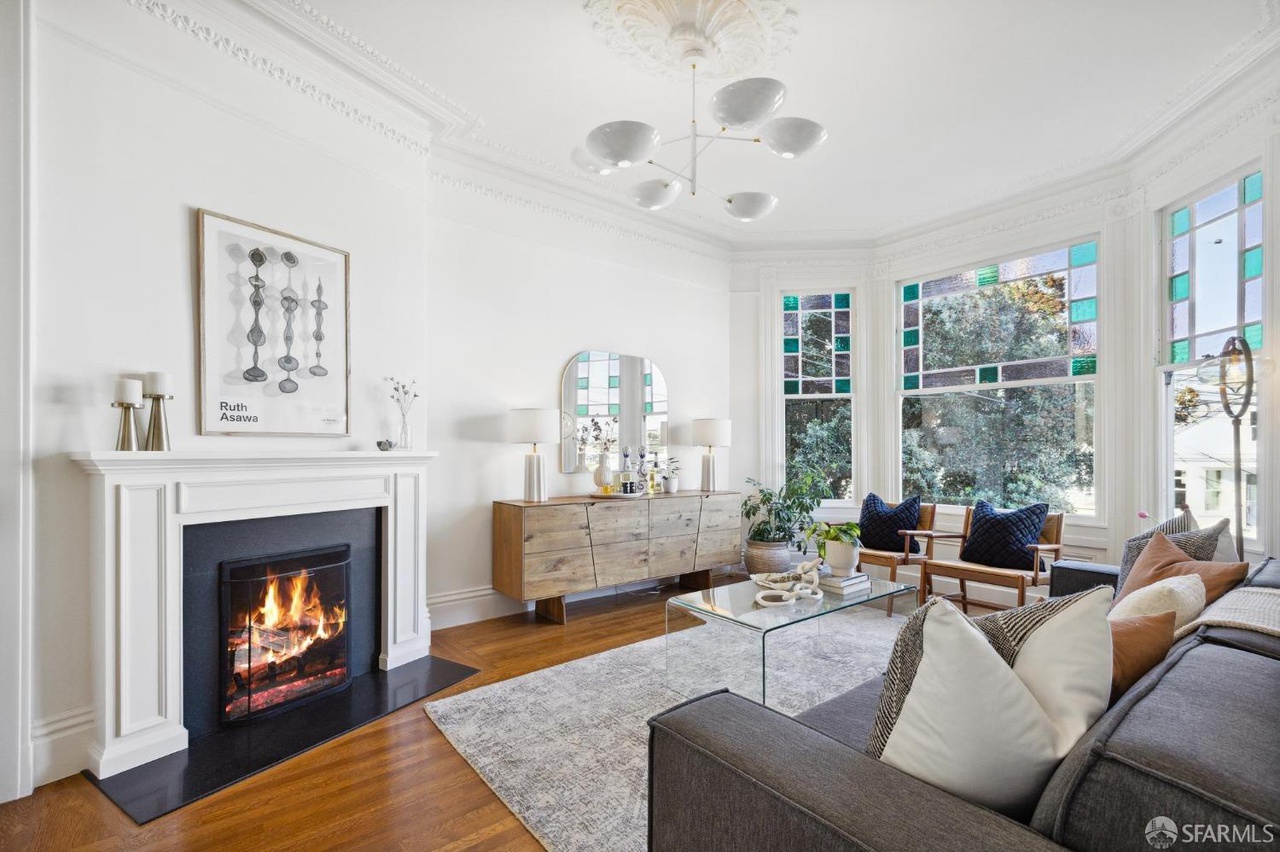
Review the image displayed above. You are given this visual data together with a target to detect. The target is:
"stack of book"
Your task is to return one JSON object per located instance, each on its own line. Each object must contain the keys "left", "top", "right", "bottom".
{"left": 818, "top": 571, "right": 870, "bottom": 597}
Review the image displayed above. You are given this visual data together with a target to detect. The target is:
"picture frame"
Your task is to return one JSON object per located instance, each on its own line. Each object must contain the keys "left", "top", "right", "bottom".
{"left": 196, "top": 209, "right": 351, "bottom": 437}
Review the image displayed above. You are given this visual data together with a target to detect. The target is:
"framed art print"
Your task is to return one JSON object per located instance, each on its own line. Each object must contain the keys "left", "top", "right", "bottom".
{"left": 197, "top": 209, "right": 350, "bottom": 436}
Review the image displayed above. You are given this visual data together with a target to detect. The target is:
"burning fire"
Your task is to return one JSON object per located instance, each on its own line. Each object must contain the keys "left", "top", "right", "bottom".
{"left": 244, "top": 569, "right": 346, "bottom": 666}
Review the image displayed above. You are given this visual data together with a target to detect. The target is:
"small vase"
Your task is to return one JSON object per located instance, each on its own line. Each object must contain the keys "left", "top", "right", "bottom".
{"left": 826, "top": 541, "right": 858, "bottom": 572}
{"left": 663, "top": 477, "right": 679, "bottom": 494}
{"left": 593, "top": 452, "right": 613, "bottom": 491}
{"left": 398, "top": 412, "right": 413, "bottom": 451}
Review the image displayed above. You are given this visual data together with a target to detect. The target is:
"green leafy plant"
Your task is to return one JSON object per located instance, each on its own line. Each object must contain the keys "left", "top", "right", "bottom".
{"left": 802, "top": 520, "right": 861, "bottom": 559}
{"left": 741, "top": 473, "right": 831, "bottom": 549}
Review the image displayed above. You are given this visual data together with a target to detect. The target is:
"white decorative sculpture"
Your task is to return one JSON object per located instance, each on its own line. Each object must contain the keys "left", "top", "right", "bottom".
{"left": 753, "top": 557, "right": 824, "bottom": 607}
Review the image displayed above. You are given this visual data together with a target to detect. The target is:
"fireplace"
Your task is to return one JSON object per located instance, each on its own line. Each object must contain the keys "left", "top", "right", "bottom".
{"left": 219, "top": 544, "right": 353, "bottom": 724}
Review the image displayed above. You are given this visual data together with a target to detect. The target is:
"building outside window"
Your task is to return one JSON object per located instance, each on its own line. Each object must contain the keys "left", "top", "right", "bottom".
{"left": 1205, "top": 469, "right": 1224, "bottom": 512}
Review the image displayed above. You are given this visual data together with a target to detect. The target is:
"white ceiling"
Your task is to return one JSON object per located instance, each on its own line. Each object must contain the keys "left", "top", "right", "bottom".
{"left": 302, "top": 0, "right": 1274, "bottom": 244}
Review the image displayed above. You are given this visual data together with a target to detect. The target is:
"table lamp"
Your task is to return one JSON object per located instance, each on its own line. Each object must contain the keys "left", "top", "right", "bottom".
{"left": 691, "top": 418, "right": 731, "bottom": 492}
{"left": 509, "top": 409, "right": 561, "bottom": 502}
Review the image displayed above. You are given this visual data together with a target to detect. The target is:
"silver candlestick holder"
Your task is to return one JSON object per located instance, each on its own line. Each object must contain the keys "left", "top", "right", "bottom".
{"left": 143, "top": 393, "right": 172, "bottom": 451}
{"left": 113, "top": 402, "right": 144, "bottom": 451}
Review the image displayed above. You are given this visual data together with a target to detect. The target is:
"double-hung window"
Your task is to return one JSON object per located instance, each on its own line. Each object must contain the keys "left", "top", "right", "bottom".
{"left": 899, "top": 241, "right": 1099, "bottom": 513}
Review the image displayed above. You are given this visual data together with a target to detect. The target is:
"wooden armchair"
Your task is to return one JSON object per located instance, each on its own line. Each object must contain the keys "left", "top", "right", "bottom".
{"left": 917, "top": 507, "right": 1064, "bottom": 612}
{"left": 857, "top": 502, "right": 936, "bottom": 617}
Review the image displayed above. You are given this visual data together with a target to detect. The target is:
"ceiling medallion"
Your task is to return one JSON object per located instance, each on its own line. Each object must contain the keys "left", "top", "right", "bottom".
{"left": 583, "top": 0, "right": 799, "bottom": 80}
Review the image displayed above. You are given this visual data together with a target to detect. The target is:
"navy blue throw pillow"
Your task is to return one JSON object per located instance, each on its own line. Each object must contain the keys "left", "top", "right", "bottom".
{"left": 859, "top": 494, "right": 922, "bottom": 553}
{"left": 959, "top": 500, "right": 1050, "bottom": 570}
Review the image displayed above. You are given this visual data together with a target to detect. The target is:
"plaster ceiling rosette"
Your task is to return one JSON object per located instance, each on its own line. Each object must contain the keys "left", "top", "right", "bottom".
{"left": 584, "top": 0, "right": 799, "bottom": 79}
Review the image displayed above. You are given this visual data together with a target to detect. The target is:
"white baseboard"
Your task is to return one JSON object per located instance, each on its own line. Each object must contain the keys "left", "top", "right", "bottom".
{"left": 31, "top": 705, "right": 94, "bottom": 786}
{"left": 427, "top": 585, "right": 525, "bottom": 629}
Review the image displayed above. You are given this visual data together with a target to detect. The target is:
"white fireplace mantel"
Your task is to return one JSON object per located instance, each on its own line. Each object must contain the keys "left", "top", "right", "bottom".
{"left": 72, "top": 450, "right": 438, "bottom": 779}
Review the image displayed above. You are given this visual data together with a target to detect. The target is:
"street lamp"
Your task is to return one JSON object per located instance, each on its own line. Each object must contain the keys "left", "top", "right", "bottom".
{"left": 1196, "top": 336, "right": 1254, "bottom": 559}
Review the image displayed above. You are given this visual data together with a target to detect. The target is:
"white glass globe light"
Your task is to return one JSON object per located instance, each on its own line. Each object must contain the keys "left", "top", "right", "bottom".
{"left": 709, "top": 78, "right": 787, "bottom": 131}
{"left": 630, "top": 178, "right": 684, "bottom": 211}
{"left": 760, "top": 117, "right": 828, "bottom": 159}
{"left": 585, "top": 121, "right": 660, "bottom": 168}
{"left": 571, "top": 146, "right": 614, "bottom": 176}
{"left": 724, "top": 192, "right": 778, "bottom": 222}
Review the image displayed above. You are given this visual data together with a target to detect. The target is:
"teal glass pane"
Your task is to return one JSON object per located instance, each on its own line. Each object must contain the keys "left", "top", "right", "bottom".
{"left": 608, "top": 375, "right": 619, "bottom": 388}
{"left": 1169, "top": 273, "right": 1190, "bottom": 302}
{"left": 644, "top": 373, "right": 652, "bottom": 386}
{"left": 1070, "top": 241, "right": 1098, "bottom": 267}
{"left": 1069, "top": 298, "right": 1098, "bottom": 323}
{"left": 1243, "top": 171, "right": 1263, "bottom": 205}
{"left": 576, "top": 404, "right": 588, "bottom": 416}
{"left": 977, "top": 265, "right": 999, "bottom": 287}
{"left": 645, "top": 402, "right": 654, "bottom": 414}
{"left": 608, "top": 404, "right": 620, "bottom": 415}
{"left": 783, "top": 295, "right": 799, "bottom": 311}
{"left": 577, "top": 352, "right": 590, "bottom": 362}
{"left": 1244, "top": 323, "right": 1263, "bottom": 350}
{"left": 1170, "top": 339, "right": 1190, "bottom": 364}
{"left": 1243, "top": 246, "right": 1263, "bottom": 279}
{"left": 609, "top": 352, "right": 620, "bottom": 360}
{"left": 1170, "top": 207, "right": 1190, "bottom": 237}
{"left": 577, "top": 377, "right": 588, "bottom": 389}
{"left": 784, "top": 380, "right": 800, "bottom": 395}
{"left": 1071, "top": 355, "right": 1097, "bottom": 376}
{"left": 835, "top": 378, "right": 851, "bottom": 393}
{"left": 834, "top": 335, "right": 851, "bottom": 352}
{"left": 783, "top": 337, "right": 799, "bottom": 354}
{"left": 978, "top": 366, "right": 998, "bottom": 383}
{"left": 903, "top": 374, "right": 920, "bottom": 391}
{"left": 902, "top": 283, "right": 920, "bottom": 302}
{"left": 834, "top": 292, "right": 850, "bottom": 309}
{"left": 903, "top": 328, "right": 919, "bottom": 347}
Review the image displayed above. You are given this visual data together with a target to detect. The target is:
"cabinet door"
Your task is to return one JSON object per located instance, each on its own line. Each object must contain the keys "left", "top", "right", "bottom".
{"left": 523, "top": 505, "right": 591, "bottom": 554}
{"left": 695, "top": 528, "right": 742, "bottom": 570}
{"left": 523, "top": 548, "right": 596, "bottom": 599}
{"left": 649, "top": 497, "right": 703, "bottom": 538}
{"left": 592, "top": 541, "right": 650, "bottom": 587}
{"left": 698, "top": 494, "right": 742, "bottom": 534}
{"left": 649, "top": 534, "right": 698, "bottom": 578}
{"left": 587, "top": 501, "right": 649, "bottom": 546}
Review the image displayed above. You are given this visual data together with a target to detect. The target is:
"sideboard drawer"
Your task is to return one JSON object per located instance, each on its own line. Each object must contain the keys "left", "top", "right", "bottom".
{"left": 587, "top": 501, "right": 649, "bottom": 546}
{"left": 649, "top": 497, "right": 703, "bottom": 538}
{"left": 649, "top": 534, "right": 698, "bottom": 577}
{"left": 695, "top": 528, "right": 742, "bottom": 569}
{"left": 523, "top": 547, "right": 597, "bottom": 599}
{"left": 699, "top": 494, "right": 742, "bottom": 533}
{"left": 592, "top": 541, "right": 650, "bottom": 587}
{"left": 523, "top": 505, "right": 591, "bottom": 554}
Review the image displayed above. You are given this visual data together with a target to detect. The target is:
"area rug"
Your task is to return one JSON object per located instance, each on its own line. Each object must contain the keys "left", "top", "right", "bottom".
{"left": 424, "top": 607, "right": 904, "bottom": 852}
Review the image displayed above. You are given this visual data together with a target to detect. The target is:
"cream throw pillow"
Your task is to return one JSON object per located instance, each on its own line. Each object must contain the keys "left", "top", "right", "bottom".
{"left": 867, "top": 587, "right": 1113, "bottom": 818}
{"left": 1108, "top": 574, "right": 1206, "bottom": 630}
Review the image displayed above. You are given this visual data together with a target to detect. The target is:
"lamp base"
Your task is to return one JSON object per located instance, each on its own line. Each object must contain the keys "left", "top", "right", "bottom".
{"left": 524, "top": 453, "right": 548, "bottom": 502}
{"left": 700, "top": 452, "right": 717, "bottom": 493}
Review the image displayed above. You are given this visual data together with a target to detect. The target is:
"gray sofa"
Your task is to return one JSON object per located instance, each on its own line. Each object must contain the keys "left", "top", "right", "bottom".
{"left": 649, "top": 558, "right": 1279, "bottom": 851}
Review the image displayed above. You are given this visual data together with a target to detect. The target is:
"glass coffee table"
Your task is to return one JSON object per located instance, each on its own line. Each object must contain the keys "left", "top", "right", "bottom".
{"left": 665, "top": 578, "right": 916, "bottom": 707}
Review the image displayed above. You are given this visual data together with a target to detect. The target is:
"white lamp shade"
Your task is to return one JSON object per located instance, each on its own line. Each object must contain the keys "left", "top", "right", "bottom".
{"left": 629, "top": 178, "right": 684, "bottom": 210}
{"left": 509, "top": 408, "right": 561, "bottom": 445}
{"left": 724, "top": 192, "right": 778, "bottom": 222}
{"left": 760, "top": 117, "right": 828, "bottom": 159}
{"left": 571, "top": 146, "right": 614, "bottom": 176}
{"left": 692, "top": 418, "right": 732, "bottom": 447}
{"left": 585, "top": 121, "right": 660, "bottom": 168}
{"left": 709, "top": 78, "right": 786, "bottom": 131}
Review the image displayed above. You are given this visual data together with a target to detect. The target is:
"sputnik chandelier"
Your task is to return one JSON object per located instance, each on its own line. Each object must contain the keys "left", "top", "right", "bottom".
{"left": 574, "top": 0, "right": 825, "bottom": 223}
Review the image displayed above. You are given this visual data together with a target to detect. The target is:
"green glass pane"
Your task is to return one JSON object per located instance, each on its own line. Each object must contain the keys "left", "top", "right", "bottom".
{"left": 834, "top": 335, "right": 851, "bottom": 352}
{"left": 903, "top": 328, "right": 919, "bottom": 347}
{"left": 978, "top": 366, "right": 998, "bottom": 383}
{"left": 903, "top": 374, "right": 920, "bottom": 391}
{"left": 608, "top": 404, "right": 620, "bottom": 415}
{"left": 1071, "top": 355, "right": 1097, "bottom": 376}
{"left": 783, "top": 295, "right": 799, "bottom": 311}
{"left": 645, "top": 402, "right": 654, "bottom": 414}
{"left": 1069, "top": 298, "right": 1098, "bottom": 323}
{"left": 609, "top": 352, "right": 620, "bottom": 360}
{"left": 835, "top": 378, "right": 851, "bottom": 393}
{"left": 1169, "top": 273, "right": 1190, "bottom": 302}
{"left": 1170, "top": 339, "right": 1190, "bottom": 364}
{"left": 1170, "top": 207, "right": 1190, "bottom": 237}
{"left": 608, "top": 375, "right": 619, "bottom": 388}
{"left": 783, "top": 337, "right": 799, "bottom": 354}
{"left": 902, "top": 283, "right": 920, "bottom": 303}
{"left": 1070, "top": 241, "right": 1098, "bottom": 267}
{"left": 1243, "top": 246, "right": 1263, "bottom": 279}
{"left": 784, "top": 380, "right": 800, "bottom": 395}
{"left": 577, "top": 377, "right": 588, "bottom": 389}
{"left": 576, "top": 404, "right": 588, "bottom": 416}
{"left": 1244, "top": 323, "right": 1263, "bottom": 350}
{"left": 644, "top": 373, "right": 652, "bottom": 386}
{"left": 977, "top": 265, "right": 999, "bottom": 287}
{"left": 577, "top": 352, "right": 590, "bottom": 362}
{"left": 1242, "top": 171, "right": 1263, "bottom": 205}
{"left": 834, "top": 292, "right": 850, "bottom": 309}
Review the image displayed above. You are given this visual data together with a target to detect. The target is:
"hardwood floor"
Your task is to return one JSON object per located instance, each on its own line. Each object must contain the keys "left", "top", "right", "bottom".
{"left": 0, "top": 576, "right": 745, "bottom": 851}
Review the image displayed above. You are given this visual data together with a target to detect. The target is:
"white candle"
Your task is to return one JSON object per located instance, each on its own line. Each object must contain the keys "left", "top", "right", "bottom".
{"left": 116, "top": 378, "right": 143, "bottom": 406}
{"left": 144, "top": 371, "right": 172, "bottom": 396}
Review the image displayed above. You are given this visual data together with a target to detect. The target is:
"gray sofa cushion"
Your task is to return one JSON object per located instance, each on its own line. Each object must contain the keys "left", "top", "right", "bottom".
{"left": 794, "top": 675, "right": 883, "bottom": 752}
{"left": 1033, "top": 640, "right": 1280, "bottom": 850}
{"left": 1050, "top": 560, "right": 1119, "bottom": 597}
{"left": 1199, "top": 624, "right": 1280, "bottom": 661}
{"left": 1245, "top": 557, "right": 1278, "bottom": 588}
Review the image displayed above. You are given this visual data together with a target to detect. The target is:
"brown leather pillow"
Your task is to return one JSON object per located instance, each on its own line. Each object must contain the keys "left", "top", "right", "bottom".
{"left": 1114, "top": 532, "right": 1247, "bottom": 606}
{"left": 1109, "top": 611, "right": 1176, "bottom": 703}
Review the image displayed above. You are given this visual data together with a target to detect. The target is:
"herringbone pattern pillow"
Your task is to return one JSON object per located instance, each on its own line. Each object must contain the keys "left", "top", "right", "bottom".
{"left": 959, "top": 500, "right": 1049, "bottom": 571}
{"left": 858, "top": 493, "right": 921, "bottom": 553}
{"left": 1118, "top": 516, "right": 1225, "bottom": 589}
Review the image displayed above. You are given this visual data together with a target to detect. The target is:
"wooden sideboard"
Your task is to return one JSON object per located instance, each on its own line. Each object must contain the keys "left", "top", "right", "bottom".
{"left": 493, "top": 491, "right": 742, "bottom": 623}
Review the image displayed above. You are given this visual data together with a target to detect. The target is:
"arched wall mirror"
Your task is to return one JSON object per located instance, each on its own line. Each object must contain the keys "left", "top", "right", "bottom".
{"left": 560, "top": 351, "right": 668, "bottom": 474}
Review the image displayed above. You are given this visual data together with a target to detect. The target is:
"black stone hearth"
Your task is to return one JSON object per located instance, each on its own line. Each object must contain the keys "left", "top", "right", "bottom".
{"left": 84, "top": 654, "right": 477, "bottom": 824}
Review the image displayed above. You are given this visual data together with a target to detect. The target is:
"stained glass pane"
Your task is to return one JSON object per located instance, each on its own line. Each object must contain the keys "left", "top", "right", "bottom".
{"left": 1171, "top": 339, "right": 1190, "bottom": 363}
{"left": 977, "top": 265, "right": 999, "bottom": 286}
{"left": 1002, "top": 358, "right": 1069, "bottom": 381}
{"left": 1069, "top": 241, "right": 1097, "bottom": 267}
{"left": 904, "top": 347, "right": 920, "bottom": 374}
{"left": 1245, "top": 278, "right": 1262, "bottom": 323}
{"left": 1071, "top": 356, "right": 1097, "bottom": 376}
{"left": 783, "top": 337, "right": 799, "bottom": 354}
{"left": 784, "top": 355, "right": 799, "bottom": 378}
{"left": 577, "top": 377, "right": 588, "bottom": 389}
{"left": 802, "top": 380, "right": 833, "bottom": 395}
{"left": 1170, "top": 273, "right": 1190, "bottom": 301}
{"left": 608, "top": 375, "right": 619, "bottom": 388}
{"left": 978, "top": 366, "right": 998, "bottom": 383}
{"left": 801, "top": 294, "right": 832, "bottom": 310}
{"left": 1194, "top": 183, "right": 1237, "bottom": 225}
{"left": 1071, "top": 322, "right": 1098, "bottom": 355}
{"left": 835, "top": 378, "right": 852, "bottom": 394}
{"left": 834, "top": 335, "right": 851, "bottom": 352}
{"left": 784, "top": 380, "right": 799, "bottom": 395}
{"left": 903, "top": 328, "right": 919, "bottom": 347}
{"left": 1244, "top": 323, "right": 1263, "bottom": 350}
{"left": 1170, "top": 207, "right": 1191, "bottom": 236}
{"left": 922, "top": 368, "right": 975, "bottom": 388}
{"left": 608, "top": 403, "right": 620, "bottom": 415}
{"left": 783, "top": 295, "right": 799, "bottom": 311}
{"left": 576, "top": 404, "right": 588, "bottom": 416}
{"left": 902, "top": 283, "right": 919, "bottom": 302}
{"left": 1171, "top": 301, "right": 1189, "bottom": 340}
{"left": 1070, "top": 298, "right": 1098, "bottom": 323}
{"left": 922, "top": 270, "right": 977, "bottom": 299}
{"left": 999, "top": 249, "right": 1069, "bottom": 282}
{"left": 834, "top": 292, "right": 851, "bottom": 310}
{"left": 903, "top": 374, "right": 920, "bottom": 390}
{"left": 903, "top": 302, "right": 920, "bottom": 329}
{"left": 834, "top": 310, "right": 850, "bottom": 334}
{"left": 834, "top": 353, "right": 850, "bottom": 376}
{"left": 1169, "top": 235, "right": 1189, "bottom": 276}
{"left": 1070, "top": 265, "right": 1097, "bottom": 300}
{"left": 783, "top": 311, "right": 798, "bottom": 335}
{"left": 801, "top": 312, "right": 832, "bottom": 378}
{"left": 1243, "top": 171, "right": 1263, "bottom": 204}
{"left": 1244, "top": 203, "right": 1262, "bottom": 249}
{"left": 1243, "top": 246, "right": 1263, "bottom": 279}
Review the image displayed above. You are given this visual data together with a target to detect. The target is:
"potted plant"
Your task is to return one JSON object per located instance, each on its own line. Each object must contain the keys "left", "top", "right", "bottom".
{"left": 662, "top": 458, "right": 681, "bottom": 494}
{"left": 740, "top": 473, "right": 831, "bottom": 574}
{"left": 803, "top": 521, "right": 862, "bottom": 573}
